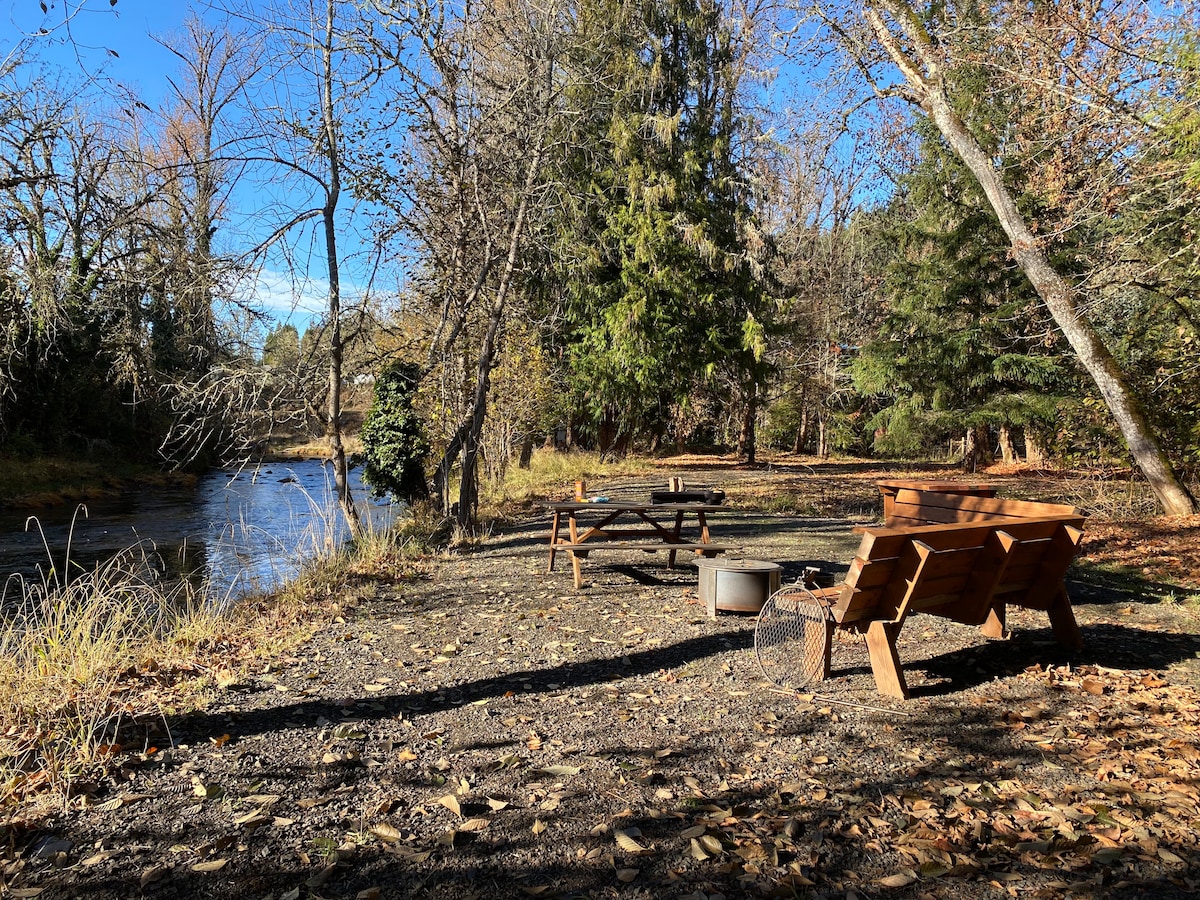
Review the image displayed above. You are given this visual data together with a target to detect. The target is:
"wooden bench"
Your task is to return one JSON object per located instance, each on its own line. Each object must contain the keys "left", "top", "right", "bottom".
{"left": 802, "top": 491, "right": 1086, "bottom": 698}
{"left": 876, "top": 479, "right": 999, "bottom": 522}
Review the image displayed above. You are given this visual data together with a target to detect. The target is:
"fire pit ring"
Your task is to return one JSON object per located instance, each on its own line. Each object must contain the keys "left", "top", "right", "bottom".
{"left": 694, "top": 558, "right": 782, "bottom": 617}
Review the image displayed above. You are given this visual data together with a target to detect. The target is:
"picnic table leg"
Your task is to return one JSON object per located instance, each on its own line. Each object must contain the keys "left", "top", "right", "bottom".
{"left": 569, "top": 513, "right": 583, "bottom": 588}
{"left": 667, "top": 510, "right": 685, "bottom": 568}
{"left": 865, "top": 620, "right": 910, "bottom": 699}
{"left": 547, "top": 510, "right": 561, "bottom": 573}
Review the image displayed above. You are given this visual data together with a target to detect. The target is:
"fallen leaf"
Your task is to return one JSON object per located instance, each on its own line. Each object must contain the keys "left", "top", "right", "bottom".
{"left": 879, "top": 873, "right": 916, "bottom": 888}
{"left": 438, "top": 794, "right": 462, "bottom": 817}
{"left": 532, "top": 818, "right": 548, "bottom": 835}
{"left": 615, "top": 830, "right": 647, "bottom": 853}
{"left": 191, "top": 859, "right": 229, "bottom": 873}
{"left": 370, "top": 823, "right": 402, "bottom": 843}
{"left": 615, "top": 868, "right": 639, "bottom": 882}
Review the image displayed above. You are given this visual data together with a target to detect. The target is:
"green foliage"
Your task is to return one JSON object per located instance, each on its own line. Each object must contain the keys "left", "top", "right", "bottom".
{"left": 359, "top": 362, "right": 430, "bottom": 503}
{"left": 851, "top": 109, "right": 1074, "bottom": 462}
{"left": 556, "top": 0, "right": 772, "bottom": 444}
{"left": 263, "top": 324, "right": 300, "bottom": 369}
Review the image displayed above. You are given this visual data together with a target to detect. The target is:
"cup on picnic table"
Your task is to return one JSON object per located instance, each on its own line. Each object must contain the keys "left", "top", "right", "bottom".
{"left": 574, "top": 480, "right": 586, "bottom": 501}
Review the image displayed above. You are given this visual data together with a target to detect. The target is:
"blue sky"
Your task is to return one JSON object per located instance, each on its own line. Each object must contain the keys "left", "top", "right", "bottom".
{"left": 7, "top": 0, "right": 185, "bottom": 100}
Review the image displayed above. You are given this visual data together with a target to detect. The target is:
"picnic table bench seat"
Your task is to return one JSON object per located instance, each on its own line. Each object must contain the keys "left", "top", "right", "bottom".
{"left": 802, "top": 490, "right": 1087, "bottom": 699}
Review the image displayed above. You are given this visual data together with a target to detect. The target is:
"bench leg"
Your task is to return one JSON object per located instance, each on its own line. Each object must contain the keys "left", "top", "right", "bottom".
{"left": 980, "top": 602, "right": 1006, "bottom": 639}
{"left": 865, "top": 621, "right": 909, "bottom": 699}
{"left": 1048, "top": 585, "right": 1083, "bottom": 652}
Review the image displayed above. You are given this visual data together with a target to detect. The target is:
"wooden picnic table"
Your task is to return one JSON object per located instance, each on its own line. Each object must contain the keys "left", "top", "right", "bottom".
{"left": 876, "top": 478, "right": 999, "bottom": 523}
{"left": 542, "top": 501, "right": 736, "bottom": 588}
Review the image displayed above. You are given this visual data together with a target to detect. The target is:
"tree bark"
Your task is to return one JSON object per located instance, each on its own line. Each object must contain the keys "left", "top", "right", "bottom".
{"left": 317, "top": 0, "right": 360, "bottom": 536}
{"left": 865, "top": 0, "right": 1197, "bottom": 516}
{"left": 518, "top": 432, "right": 535, "bottom": 469}
{"left": 737, "top": 380, "right": 758, "bottom": 465}
{"left": 998, "top": 424, "right": 1017, "bottom": 465}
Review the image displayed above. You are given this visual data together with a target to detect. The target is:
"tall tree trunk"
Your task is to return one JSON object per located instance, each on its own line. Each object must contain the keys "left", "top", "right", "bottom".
{"left": 963, "top": 427, "right": 977, "bottom": 473}
{"left": 454, "top": 137, "right": 548, "bottom": 532}
{"left": 866, "top": 0, "right": 1197, "bottom": 516}
{"left": 793, "top": 385, "right": 809, "bottom": 455}
{"left": 1025, "top": 429, "right": 1048, "bottom": 468}
{"left": 518, "top": 432, "right": 535, "bottom": 469}
{"left": 998, "top": 424, "right": 1016, "bottom": 465}
{"left": 317, "top": 0, "right": 360, "bottom": 536}
{"left": 737, "top": 380, "right": 758, "bottom": 465}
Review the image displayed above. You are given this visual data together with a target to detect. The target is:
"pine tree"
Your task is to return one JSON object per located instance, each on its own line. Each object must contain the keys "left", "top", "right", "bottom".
{"left": 557, "top": 0, "right": 770, "bottom": 454}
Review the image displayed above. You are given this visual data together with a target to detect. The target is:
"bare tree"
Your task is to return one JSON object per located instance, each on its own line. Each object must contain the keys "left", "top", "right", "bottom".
{"left": 369, "top": 0, "right": 567, "bottom": 530}
{"left": 218, "top": 0, "right": 383, "bottom": 534}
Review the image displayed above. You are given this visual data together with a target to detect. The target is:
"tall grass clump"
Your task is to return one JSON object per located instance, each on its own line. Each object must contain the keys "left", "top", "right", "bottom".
{"left": 0, "top": 537, "right": 222, "bottom": 803}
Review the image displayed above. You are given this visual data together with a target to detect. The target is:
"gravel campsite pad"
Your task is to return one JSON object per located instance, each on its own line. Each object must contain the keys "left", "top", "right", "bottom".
{"left": 8, "top": 464, "right": 1200, "bottom": 899}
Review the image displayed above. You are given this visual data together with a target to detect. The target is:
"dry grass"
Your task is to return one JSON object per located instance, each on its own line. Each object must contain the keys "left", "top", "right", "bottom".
{"left": 0, "top": 509, "right": 421, "bottom": 808}
{"left": 0, "top": 543, "right": 221, "bottom": 802}
{"left": 481, "top": 448, "right": 652, "bottom": 513}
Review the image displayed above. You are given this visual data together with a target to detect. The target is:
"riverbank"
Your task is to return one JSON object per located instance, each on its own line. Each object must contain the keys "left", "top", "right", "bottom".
{"left": 4, "top": 454, "right": 1200, "bottom": 898}
{"left": 0, "top": 452, "right": 199, "bottom": 511}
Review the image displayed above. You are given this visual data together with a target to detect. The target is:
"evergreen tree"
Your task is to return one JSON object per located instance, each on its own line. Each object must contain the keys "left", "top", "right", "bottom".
{"left": 359, "top": 361, "right": 430, "bottom": 503}
{"left": 557, "top": 0, "right": 771, "bottom": 454}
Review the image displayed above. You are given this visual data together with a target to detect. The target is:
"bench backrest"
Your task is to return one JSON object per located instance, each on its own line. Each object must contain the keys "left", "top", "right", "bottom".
{"left": 832, "top": 514, "right": 1086, "bottom": 628}
{"left": 886, "top": 488, "right": 1081, "bottom": 529}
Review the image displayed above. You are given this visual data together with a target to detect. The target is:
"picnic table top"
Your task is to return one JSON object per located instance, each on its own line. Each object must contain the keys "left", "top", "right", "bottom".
{"left": 875, "top": 478, "right": 999, "bottom": 492}
{"left": 540, "top": 500, "right": 727, "bottom": 513}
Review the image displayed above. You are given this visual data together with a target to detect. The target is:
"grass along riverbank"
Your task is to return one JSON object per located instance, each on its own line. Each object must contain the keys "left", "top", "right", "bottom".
{"left": 0, "top": 449, "right": 636, "bottom": 807}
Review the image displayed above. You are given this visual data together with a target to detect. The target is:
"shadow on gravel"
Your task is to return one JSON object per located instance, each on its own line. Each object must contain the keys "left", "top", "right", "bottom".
{"left": 908, "top": 623, "right": 1200, "bottom": 697}
{"left": 165, "top": 628, "right": 755, "bottom": 745}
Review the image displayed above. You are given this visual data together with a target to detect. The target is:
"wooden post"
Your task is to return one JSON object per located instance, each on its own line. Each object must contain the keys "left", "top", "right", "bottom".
{"left": 866, "top": 620, "right": 909, "bottom": 699}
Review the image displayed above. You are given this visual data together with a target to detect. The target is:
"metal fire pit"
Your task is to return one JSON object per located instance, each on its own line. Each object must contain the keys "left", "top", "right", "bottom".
{"left": 695, "top": 558, "right": 782, "bottom": 617}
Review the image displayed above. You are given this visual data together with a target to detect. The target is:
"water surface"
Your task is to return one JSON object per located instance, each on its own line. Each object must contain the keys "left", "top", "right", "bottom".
{"left": 0, "top": 460, "right": 400, "bottom": 601}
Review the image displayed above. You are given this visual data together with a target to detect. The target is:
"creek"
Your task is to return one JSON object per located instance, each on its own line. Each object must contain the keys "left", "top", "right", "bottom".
{"left": 0, "top": 459, "right": 401, "bottom": 602}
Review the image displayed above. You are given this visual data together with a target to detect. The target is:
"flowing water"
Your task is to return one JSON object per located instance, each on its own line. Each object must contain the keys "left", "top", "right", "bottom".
{"left": 0, "top": 459, "right": 401, "bottom": 602}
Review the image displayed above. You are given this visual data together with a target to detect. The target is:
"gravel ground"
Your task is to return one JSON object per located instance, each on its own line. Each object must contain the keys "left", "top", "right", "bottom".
{"left": 9, "top": 467, "right": 1200, "bottom": 900}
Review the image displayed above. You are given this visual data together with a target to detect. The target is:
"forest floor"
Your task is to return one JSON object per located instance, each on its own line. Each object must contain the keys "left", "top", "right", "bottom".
{"left": 6, "top": 456, "right": 1200, "bottom": 900}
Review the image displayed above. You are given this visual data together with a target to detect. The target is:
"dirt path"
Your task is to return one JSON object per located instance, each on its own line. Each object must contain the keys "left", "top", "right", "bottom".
{"left": 11, "top": 467, "right": 1200, "bottom": 899}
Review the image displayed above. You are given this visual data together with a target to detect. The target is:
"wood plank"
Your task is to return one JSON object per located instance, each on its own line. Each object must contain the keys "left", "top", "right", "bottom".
{"left": 1020, "top": 525, "right": 1084, "bottom": 613}
{"left": 866, "top": 620, "right": 909, "bottom": 699}
{"left": 957, "top": 529, "right": 1018, "bottom": 625}
{"left": 879, "top": 540, "right": 935, "bottom": 623}
{"left": 892, "top": 489, "right": 1080, "bottom": 519}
